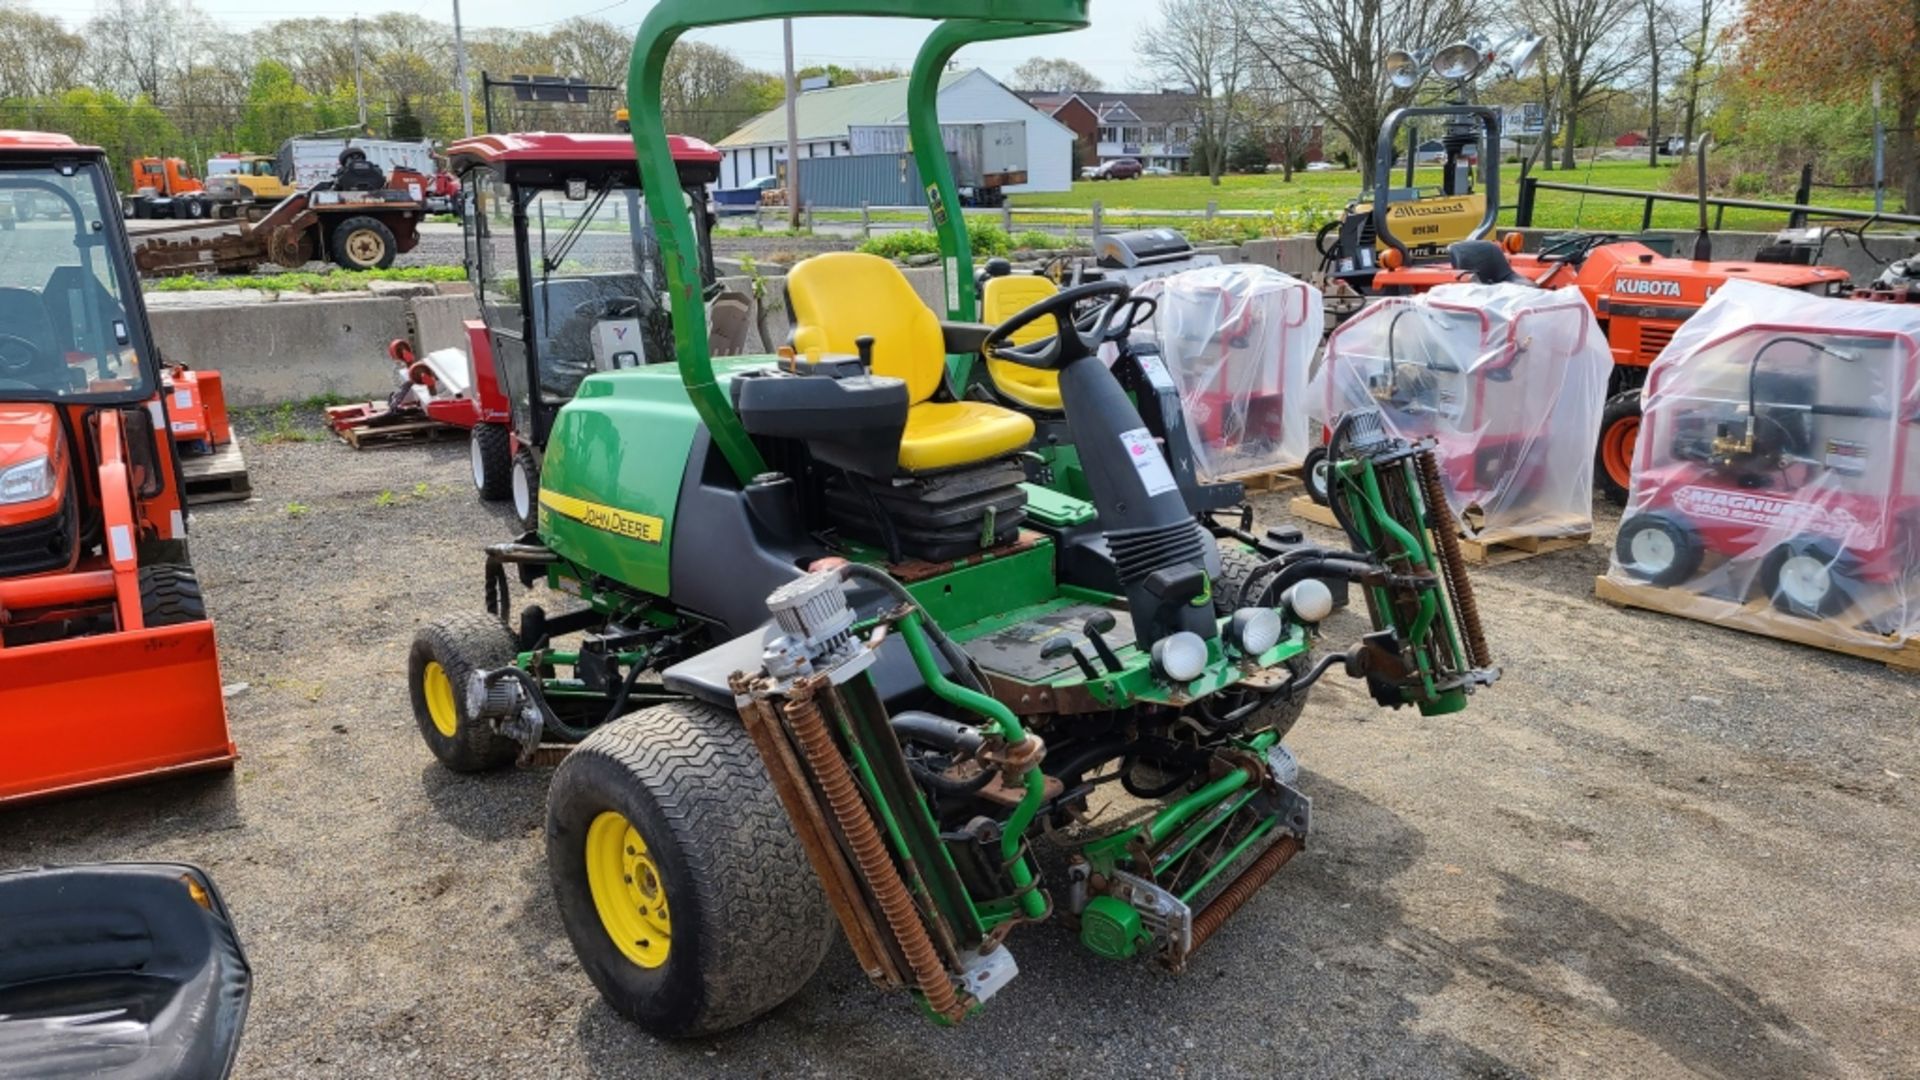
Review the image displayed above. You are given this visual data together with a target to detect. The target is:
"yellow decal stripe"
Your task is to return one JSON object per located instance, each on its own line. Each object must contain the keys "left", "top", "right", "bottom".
{"left": 539, "top": 490, "right": 664, "bottom": 544}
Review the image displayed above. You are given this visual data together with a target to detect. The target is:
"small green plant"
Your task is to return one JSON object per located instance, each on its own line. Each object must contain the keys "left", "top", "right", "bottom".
{"left": 146, "top": 266, "right": 466, "bottom": 294}
{"left": 413, "top": 481, "right": 432, "bottom": 498}
{"left": 253, "top": 402, "right": 314, "bottom": 444}
{"left": 284, "top": 500, "right": 309, "bottom": 517}
{"left": 1011, "top": 229, "right": 1067, "bottom": 251}
{"left": 374, "top": 490, "right": 396, "bottom": 508}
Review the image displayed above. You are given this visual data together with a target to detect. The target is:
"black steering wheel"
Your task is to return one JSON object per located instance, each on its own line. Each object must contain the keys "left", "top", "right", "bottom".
{"left": 0, "top": 333, "right": 49, "bottom": 380}
{"left": 1536, "top": 233, "right": 1624, "bottom": 265}
{"left": 983, "top": 280, "right": 1133, "bottom": 370}
{"left": 573, "top": 295, "right": 642, "bottom": 320}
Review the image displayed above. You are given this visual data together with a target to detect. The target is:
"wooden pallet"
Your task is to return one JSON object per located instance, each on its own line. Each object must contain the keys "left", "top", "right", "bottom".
{"left": 1289, "top": 495, "right": 1338, "bottom": 528}
{"left": 180, "top": 438, "right": 250, "bottom": 505}
{"left": 1288, "top": 495, "right": 1589, "bottom": 565}
{"left": 1594, "top": 575, "right": 1920, "bottom": 674}
{"left": 334, "top": 416, "right": 463, "bottom": 449}
{"left": 1457, "top": 528, "right": 1591, "bottom": 566}
{"left": 1226, "top": 466, "right": 1303, "bottom": 495}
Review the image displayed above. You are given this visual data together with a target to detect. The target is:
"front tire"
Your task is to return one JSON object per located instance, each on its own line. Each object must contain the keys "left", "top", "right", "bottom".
{"left": 510, "top": 447, "right": 540, "bottom": 533}
{"left": 547, "top": 703, "right": 833, "bottom": 1038}
{"left": 470, "top": 423, "right": 511, "bottom": 501}
{"left": 139, "top": 563, "right": 207, "bottom": 625}
{"left": 1614, "top": 512, "right": 1704, "bottom": 587}
{"left": 330, "top": 215, "right": 397, "bottom": 271}
{"left": 1596, "top": 389, "right": 1642, "bottom": 506}
{"left": 408, "top": 612, "right": 523, "bottom": 772}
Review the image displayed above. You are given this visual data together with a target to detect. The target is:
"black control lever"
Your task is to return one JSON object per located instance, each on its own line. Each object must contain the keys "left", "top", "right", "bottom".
{"left": 1081, "top": 611, "right": 1123, "bottom": 673}
{"left": 1041, "top": 635, "right": 1100, "bottom": 680}
{"left": 854, "top": 335, "right": 875, "bottom": 368}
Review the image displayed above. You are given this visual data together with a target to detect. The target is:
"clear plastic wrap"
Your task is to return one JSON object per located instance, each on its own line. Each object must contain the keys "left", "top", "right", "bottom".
{"left": 1309, "top": 282, "right": 1611, "bottom": 539}
{"left": 1136, "top": 264, "right": 1322, "bottom": 480}
{"left": 1607, "top": 279, "right": 1920, "bottom": 647}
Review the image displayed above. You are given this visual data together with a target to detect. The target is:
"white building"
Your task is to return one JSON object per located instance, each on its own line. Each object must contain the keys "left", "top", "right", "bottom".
{"left": 714, "top": 68, "right": 1074, "bottom": 195}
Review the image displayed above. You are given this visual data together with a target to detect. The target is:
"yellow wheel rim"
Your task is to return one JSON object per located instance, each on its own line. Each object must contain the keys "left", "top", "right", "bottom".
{"left": 585, "top": 810, "right": 672, "bottom": 968}
{"left": 423, "top": 661, "right": 459, "bottom": 738}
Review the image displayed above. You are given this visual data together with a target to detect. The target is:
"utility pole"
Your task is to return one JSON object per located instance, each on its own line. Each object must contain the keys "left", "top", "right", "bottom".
{"left": 1873, "top": 77, "right": 1886, "bottom": 214}
{"left": 352, "top": 17, "right": 367, "bottom": 131}
{"left": 783, "top": 19, "right": 802, "bottom": 230}
{"left": 452, "top": 0, "right": 474, "bottom": 136}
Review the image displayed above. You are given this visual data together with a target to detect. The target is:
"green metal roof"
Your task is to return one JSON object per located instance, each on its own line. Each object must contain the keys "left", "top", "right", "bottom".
{"left": 716, "top": 69, "right": 972, "bottom": 148}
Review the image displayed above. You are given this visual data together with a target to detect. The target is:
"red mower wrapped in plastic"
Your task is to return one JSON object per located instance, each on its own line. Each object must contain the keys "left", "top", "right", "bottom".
{"left": 1307, "top": 283, "right": 1611, "bottom": 542}
{"left": 1608, "top": 280, "right": 1920, "bottom": 652}
{"left": 1136, "top": 264, "right": 1321, "bottom": 481}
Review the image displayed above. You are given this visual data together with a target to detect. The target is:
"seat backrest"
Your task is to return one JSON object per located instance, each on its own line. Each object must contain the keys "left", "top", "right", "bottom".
{"left": 706, "top": 290, "right": 752, "bottom": 356}
{"left": 981, "top": 274, "right": 1059, "bottom": 346}
{"left": 788, "top": 252, "right": 944, "bottom": 404}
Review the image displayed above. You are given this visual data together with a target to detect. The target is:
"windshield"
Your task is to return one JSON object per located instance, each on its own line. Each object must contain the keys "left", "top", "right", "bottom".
{"left": 0, "top": 163, "right": 149, "bottom": 402}
{"left": 525, "top": 182, "right": 702, "bottom": 403}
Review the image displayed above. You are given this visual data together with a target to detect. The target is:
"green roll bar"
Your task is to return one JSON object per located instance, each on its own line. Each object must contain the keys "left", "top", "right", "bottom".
{"left": 628, "top": 0, "right": 1090, "bottom": 485}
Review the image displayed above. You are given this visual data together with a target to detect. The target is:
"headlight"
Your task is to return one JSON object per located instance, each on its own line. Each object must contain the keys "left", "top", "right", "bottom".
{"left": 1282, "top": 580, "right": 1335, "bottom": 624}
{"left": 1150, "top": 630, "right": 1209, "bottom": 682}
{"left": 0, "top": 456, "right": 53, "bottom": 504}
{"left": 1227, "top": 607, "right": 1285, "bottom": 655}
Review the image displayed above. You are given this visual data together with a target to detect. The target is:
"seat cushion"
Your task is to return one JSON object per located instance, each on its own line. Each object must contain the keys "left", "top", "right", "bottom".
{"left": 898, "top": 401, "right": 1035, "bottom": 473}
{"left": 981, "top": 274, "right": 1064, "bottom": 411}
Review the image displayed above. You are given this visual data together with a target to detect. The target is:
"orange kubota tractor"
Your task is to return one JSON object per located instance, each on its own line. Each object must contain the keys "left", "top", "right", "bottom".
{"left": 0, "top": 131, "right": 236, "bottom": 804}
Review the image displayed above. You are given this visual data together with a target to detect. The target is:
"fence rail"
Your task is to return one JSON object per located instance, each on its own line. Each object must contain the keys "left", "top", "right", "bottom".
{"left": 721, "top": 198, "right": 1294, "bottom": 239}
{"left": 1514, "top": 173, "right": 1920, "bottom": 232}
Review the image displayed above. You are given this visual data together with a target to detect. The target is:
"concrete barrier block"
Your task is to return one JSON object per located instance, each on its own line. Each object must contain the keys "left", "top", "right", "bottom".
{"left": 409, "top": 293, "right": 480, "bottom": 355}
{"left": 152, "top": 295, "right": 408, "bottom": 405}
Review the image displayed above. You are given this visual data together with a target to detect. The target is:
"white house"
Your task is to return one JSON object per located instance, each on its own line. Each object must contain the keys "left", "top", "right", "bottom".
{"left": 714, "top": 68, "right": 1074, "bottom": 195}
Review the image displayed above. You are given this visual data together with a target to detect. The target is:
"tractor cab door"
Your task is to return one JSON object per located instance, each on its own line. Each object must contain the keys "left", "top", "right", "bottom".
{"left": 466, "top": 166, "right": 536, "bottom": 441}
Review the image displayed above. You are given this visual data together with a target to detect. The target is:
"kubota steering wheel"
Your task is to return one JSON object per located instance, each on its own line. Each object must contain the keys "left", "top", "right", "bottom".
{"left": 983, "top": 280, "right": 1133, "bottom": 370}
{"left": 0, "top": 333, "right": 48, "bottom": 379}
{"left": 1536, "top": 232, "right": 1625, "bottom": 265}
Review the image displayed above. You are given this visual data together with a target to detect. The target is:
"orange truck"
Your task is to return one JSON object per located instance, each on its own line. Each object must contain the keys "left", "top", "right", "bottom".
{"left": 0, "top": 131, "right": 237, "bottom": 804}
{"left": 126, "top": 156, "right": 216, "bottom": 220}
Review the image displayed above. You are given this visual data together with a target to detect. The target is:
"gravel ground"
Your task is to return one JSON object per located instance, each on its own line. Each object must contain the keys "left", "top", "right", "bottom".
{"left": 4, "top": 421, "right": 1917, "bottom": 1079}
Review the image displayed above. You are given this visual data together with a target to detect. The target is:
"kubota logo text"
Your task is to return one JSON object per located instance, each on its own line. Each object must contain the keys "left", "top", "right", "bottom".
{"left": 1615, "top": 278, "right": 1682, "bottom": 298}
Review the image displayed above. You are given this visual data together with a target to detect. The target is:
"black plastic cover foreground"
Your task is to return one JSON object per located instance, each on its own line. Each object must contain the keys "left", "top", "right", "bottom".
{"left": 0, "top": 863, "right": 251, "bottom": 1080}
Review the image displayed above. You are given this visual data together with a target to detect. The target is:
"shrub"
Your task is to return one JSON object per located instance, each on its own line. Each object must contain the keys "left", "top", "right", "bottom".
{"left": 857, "top": 229, "right": 940, "bottom": 260}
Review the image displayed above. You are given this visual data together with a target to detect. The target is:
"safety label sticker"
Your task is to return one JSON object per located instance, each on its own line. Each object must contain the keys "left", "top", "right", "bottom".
{"left": 1119, "top": 427, "right": 1178, "bottom": 497}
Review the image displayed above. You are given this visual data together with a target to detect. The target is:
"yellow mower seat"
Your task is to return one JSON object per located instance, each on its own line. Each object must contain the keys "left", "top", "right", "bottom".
{"left": 980, "top": 273, "right": 1064, "bottom": 411}
{"left": 788, "top": 252, "right": 1034, "bottom": 472}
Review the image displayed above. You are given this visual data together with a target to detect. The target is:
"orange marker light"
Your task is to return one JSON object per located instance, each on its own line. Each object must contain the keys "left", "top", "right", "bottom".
{"left": 1379, "top": 247, "right": 1404, "bottom": 271}
{"left": 1502, "top": 231, "right": 1525, "bottom": 254}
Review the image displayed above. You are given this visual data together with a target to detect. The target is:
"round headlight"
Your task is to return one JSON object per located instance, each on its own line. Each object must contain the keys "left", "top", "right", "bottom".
{"left": 1282, "top": 580, "right": 1335, "bottom": 624}
{"left": 1150, "top": 630, "right": 1209, "bottom": 682}
{"left": 1384, "top": 49, "right": 1421, "bottom": 90}
{"left": 1228, "top": 607, "right": 1284, "bottom": 656}
{"left": 1431, "top": 41, "right": 1481, "bottom": 82}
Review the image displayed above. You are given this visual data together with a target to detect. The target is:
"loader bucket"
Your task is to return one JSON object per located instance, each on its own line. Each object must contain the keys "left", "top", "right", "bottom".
{"left": 0, "top": 621, "right": 236, "bottom": 805}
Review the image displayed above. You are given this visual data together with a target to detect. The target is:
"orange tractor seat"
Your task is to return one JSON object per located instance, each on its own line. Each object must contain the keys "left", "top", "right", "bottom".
{"left": 787, "top": 252, "right": 1034, "bottom": 473}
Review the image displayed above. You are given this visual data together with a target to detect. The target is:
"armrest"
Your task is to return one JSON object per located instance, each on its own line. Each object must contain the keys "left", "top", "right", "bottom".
{"left": 940, "top": 321, "right": 995, "bottom": 355}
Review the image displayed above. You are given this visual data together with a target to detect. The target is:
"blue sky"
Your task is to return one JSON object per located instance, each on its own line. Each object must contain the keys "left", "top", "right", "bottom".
{"left": 50, "top": 0, "right": 1162, "bottom": 88}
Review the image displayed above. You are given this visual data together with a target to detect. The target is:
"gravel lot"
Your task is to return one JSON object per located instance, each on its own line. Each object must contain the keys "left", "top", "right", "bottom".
{"left": 3, "top": 422, "right": 1917, "bottom": 1079}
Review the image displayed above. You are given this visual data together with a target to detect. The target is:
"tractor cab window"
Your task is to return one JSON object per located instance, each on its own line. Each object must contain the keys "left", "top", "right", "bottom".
{"left": 0, "top": 164, "right": 148, "bottom": 402}
{"left": 523, "top": 180, "right": 691, "bottom": 404}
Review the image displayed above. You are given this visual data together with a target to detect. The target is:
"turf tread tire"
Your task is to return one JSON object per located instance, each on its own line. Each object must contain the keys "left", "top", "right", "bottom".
{"left": 138, "top": 563, "right": 206, "bottom": 626}
{"left": 1596, "top": 389, "right": 1642, "bottom": 506}
{"left": 546, "top": 702, "right": 832, "bottom": 1038}
{"left": 408, "top": 611, "right": 522, "bottom": 772}
{"left": 330, "top": 214, "right": 397, "bottom": 271}
{"left": 510, "top": 447, "right": 540, "bottom": 533}
{"left": 471, "top": 423, "right": 511, "bottom": 500}
{"left": 1213, "top": 540, "right": 1268, "bottom": 614}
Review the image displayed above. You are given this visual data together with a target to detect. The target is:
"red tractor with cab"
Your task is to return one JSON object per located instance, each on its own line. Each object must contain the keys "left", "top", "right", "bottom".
{"left": 0, "top": 131, "right": 236, "bottom": 804}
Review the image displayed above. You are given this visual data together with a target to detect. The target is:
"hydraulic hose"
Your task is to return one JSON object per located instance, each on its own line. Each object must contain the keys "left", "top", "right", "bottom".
{"left": 839, "top": 563, "right": 992, "bottom": 695}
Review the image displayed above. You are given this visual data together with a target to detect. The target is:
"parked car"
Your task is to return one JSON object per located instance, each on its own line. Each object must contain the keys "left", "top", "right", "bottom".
{"left": 1305, "top": 160, "right": 1338, "bottom": 172}
{"left": 713, "top": 174, "right": 779, "bottom": 213}
{"left": 1141, "top": 165, "right": 1173, "bottom": 176}
{"left": 1085, "top": 158, "right": 1142, "bottom": 180}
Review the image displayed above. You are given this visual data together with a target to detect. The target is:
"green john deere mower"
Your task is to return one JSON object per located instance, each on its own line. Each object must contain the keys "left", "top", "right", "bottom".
{"left": 407, "top": 0, "right": 1499, "bottom": 1038}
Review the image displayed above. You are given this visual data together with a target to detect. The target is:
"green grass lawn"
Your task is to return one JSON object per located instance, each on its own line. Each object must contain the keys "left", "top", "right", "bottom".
{"left": 1006, "top": 160, "right": 1898, "bottom": 235}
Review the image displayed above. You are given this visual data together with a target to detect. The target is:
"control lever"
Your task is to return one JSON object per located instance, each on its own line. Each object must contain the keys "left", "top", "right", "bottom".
{"left": 1081, "top": 611, "right": 1123, "bottom": 673}
{"left": 854, "top": 335, "right": 875, "bottom": 368}
{"left": 1041, "top": 635, "right": 1099, "bottom": 680}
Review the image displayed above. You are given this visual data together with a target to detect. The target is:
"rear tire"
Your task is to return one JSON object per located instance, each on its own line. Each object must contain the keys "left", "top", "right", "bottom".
{"left": 471, "top": 423, "right": 511, "bottom": 500}
{"left": 1614, "top": 512, "right": 1704, "bottom": 587}
{"left": 1759, "top": 539, "right": 1857, "bottom": 619}
{"left": 510, "top": 447, "right": 540, "bottom": 533}
{"left": 1213, "top": 540, "right": 1268, "bottom": 613}
{"left": 330, "top": 215, "right": 397, "bottom": 271}
{"left": 181, "top": 197, "right": 208, "bottom": 220}
{"left": 1303, "top": 445, "right": 1331, "bottom": 505}
{"left": 138, "top": 564, "right": 207, "bottom": 626}
{"left": 547, "top": 702, "right": 832, "bottom": 1038}
{"left": 408, "top": 612, "right": 523, "bottom": 772}
{"left": 1596, "top": 389, "right": 1642, "bottom": 506}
